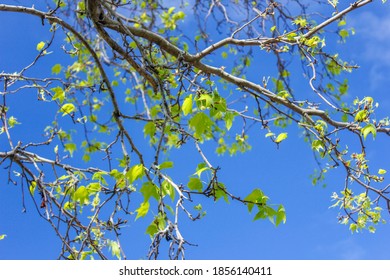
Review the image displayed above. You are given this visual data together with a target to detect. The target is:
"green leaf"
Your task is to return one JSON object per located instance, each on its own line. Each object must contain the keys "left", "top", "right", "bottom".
{"left": 162, "top": 180, "right": 175, "bottom": 201}
{"left": 60, "top": 103, "right": 76, "bottom": 116}
{"left": 339, "top": 29, "right": 349, "bottom": 39}
{"left": 293, "top": 17, "right": 307, "bottom": 27}
{"left": 108, "top": 240, "right": 121, "bottom": 259}
{"left": 361, "top": 123, "right": 376, "bottom": 140}
{"left": 355, "top": 110, "right": 368, "bottom": 122}
{"left": 189, "top": 112, "right": 213, "bottom": 139}
{"left": 188, "top": 177, "right": 203, "bottom": 192}
{"left": 338, "top": 19, "right": 347, "bottom": 27}
{"left": 146, "top": 222, "right": 158, "bottom": 238}
{"left": 7, "top": 116, "right": 20, "bottom": 128}
{"left": 126, "top": 164, "right": 144, "bottom": 184}
{"left": 143, "top": 122, "right": 156, "bottom": 138}
{"left": 140, "top": 181, "right": 159, "bottom": 201}
{"left": 275, "top": 132, "right": 288, "bottom": 143}
{"left": 82, "top": 154, "right": 91, "bottom": 162}
{"left": 312, "top": 140, "right": 325, "bottom": 152}
{"left": 245, "top": 189, "right": 267, "bottom": 213}
{"left": 0, "top": 234, "right": 6, "bottom": 240}
{"left": 378, "top": 169, "right": 387, "bottom": 175}
{"left": 194, "top": 204, "right": 202, "bottom": 211}
{"left": 92, "top": 171, "right": 108, "bottom": 185}
{"left": 51, "top": 86, "right": 65, "bottom": 104}
{"left": 36, "top": 41, "right": 45, "bottom": 51}
{"left": 368, "top": 226, "right": 376, "bottom": 233}
{"left": 275, "top": 205, "right": 286, "bottom": 226}
{"left": 349, "top": 223, "right": 358, "bottom": 232}
{"left": 197, "top": 94, "right": 213, "bottom": 109}
{"left": 52, "top": 64, "right": 62, "bottom": 75}
{"left": 71, "top": 186, "right": 89, "bottom": 205}
{"left": 182, "top": 94, "right": 193, "bottom": 116}
{"left": 194, "top": 163, "right": 210, "bottom": 178}
{"left": 135, "top": 201, "right": 150, "bottom": 220}
{"left": 29, "top": 181, "right": 37, "bottom": 195}
{"left": 159, "top": 161, "right": 174, "bottom": 170}
{"left": 64, "top": 143, "right": 77, "bottom": 157}
{"left": 86, "top": 182, "right": 101, "bottom": 194}
{"left": 214, "top": 182, "right": 229, "bottom": 203}
{"left": 224, "top": 111, "right": 234, "bottom": 131}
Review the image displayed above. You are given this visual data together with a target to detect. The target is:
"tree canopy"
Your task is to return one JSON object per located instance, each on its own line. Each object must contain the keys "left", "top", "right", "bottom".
{"left": 0, "top": 0, "right": 389, "bottom": 259}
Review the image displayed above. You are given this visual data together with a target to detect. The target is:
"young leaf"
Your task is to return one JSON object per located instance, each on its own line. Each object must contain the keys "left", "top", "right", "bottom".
{"left": 245, "top": 189, "right": 267, "bottom": 213}
{"left": 36, "top": 41, "right": 45, "bottom": 51}
{"left": 7, "top": 116, "right": 20, "bottom": 128}
{"left": 188, "top": 177, "right": 203, "bottom": 192}
{"left": 361, "top": 123, "right": 376, "bottom": 140}
{"left": 126, "top": 164, "right": 144, "bottom": 184}
{"left": 224, "top": 111, "right": 235, "bottom": 131}
{"left": 71, "top": 186, "right": 89, "bottom": 205}
{"left": 143, "top": 122, "right": 156, "bottom": 138}
{"left": 60, "top": 103, "right": 76, "bottom": 116}
{"left": 355, "top": 110, "right": 368, "bottom": 122}
{"left": 312, "top": 140, "right": 325, "bottom": 152}
{"left": 0, "top": 234, "right": 6, "bottom": 240}
{"left": 182, "top": 94, "right": 193, "bottom": 116}
{"left": 64, "top": 143, "right": 77, "bottom": 157}
{"left": 275, "top": 205, "right": 287, "bottom": 226}
{"left": 52, "top": 64, "right": 62, "bottom": 74}
{"left": 146, "top": 221, "right": 158, "bottom": 238}
{"left": 51, "top": 86, "right": 65, "bottom": 104}
{"left": 378, "top": 169, "right": 387, "bottom": 175}
{"left": 140, "top": 181, "right": 159, "bottom": 201}
{"left": 193, "top": 163, "right": 210, "bottom": 178}
{"left": 159, "top": 161, "right": 174, "bottom": 170}
{"left": 189, "top": 112, "right": 213, "bottom": 138}
{"left": 214, "top": 182, "right": 229, "bottom": 203}
{"left": 349, "top": 223, "right": 358, "bottom": 233}
{"left": 29, "top": 181, "right": 37, "bottom": 195}
{"left": 275, "top": 132, "right": 288, "bottom": 143}
{"left": 162, "top": 180, "right": 175, "bottom": 201}
{"left": 108, "top": 240, "right": 121, "bottom": 259}
{"left": 135, "top": 201, "right": 150, "bottom": 220}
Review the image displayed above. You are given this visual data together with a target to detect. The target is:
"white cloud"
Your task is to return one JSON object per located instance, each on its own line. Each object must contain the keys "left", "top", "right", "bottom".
{"left": 349, "top": 11, "right": 390, "bottom": 64}
{"left": 347, "top": 9, "right": 390, "bottom": 91}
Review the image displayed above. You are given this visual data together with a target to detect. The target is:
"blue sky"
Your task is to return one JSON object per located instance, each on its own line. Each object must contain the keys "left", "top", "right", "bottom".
{"left": 1, "top": 1, "right": 390, "bottom": 260}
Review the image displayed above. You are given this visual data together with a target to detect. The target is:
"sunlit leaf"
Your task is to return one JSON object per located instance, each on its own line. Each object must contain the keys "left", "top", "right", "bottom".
{"left": 71, "top": 186, "right": 89, "bottom": 205}
{"left": 275, "top": 132, "right": 288, "bottom": 143}
{"left": 135, "top": 201, "right": 150, "bottom": 220}
{"left": 275, "top": 205, "right": 286, "bottom": 226}
{"left": 245, "top": 189, "right": 267, "bottom": 213}
{"left": 361, "top": 123, "right": 376, "bottom": 140}
{"left": 60, "top": 103, "right": 76, "bottom": 116}
{"left": 378, "top": 169, "right": 387, "bottom": 175}
{"left": 108, "top": 240, "right": 121, "bottom": 259}
{"left": 64, "top": 143, "right": 77, "bottom": 157}
{"left": 36, "top": 41, "right": 45, "bottom": 51}
{"left": 51, "top": 64, "right": 62, "bottom": 74}
{"left": 182, "top": 94, "right": 193, "bottom": 116}
{"left": 355, "top": 110, "right": 368, "bottom": 122}
{"left": 126, "top": 164, "right": 144, "bottom": 184}
{"left": 188, "top": 177, "right": 203, "bottom": 192}
{"left": 140, "top": 181, "right": 159, "bottom": 201}
{"left": 159, "top": 161, "right": 173, "bottom": 170}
